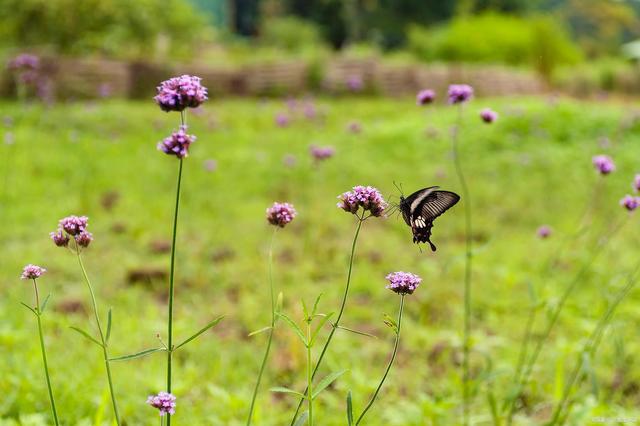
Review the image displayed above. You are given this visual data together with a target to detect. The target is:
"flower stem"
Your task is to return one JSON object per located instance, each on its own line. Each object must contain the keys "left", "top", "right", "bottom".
{"left": 452, "top": 104, "right": 473, "bottom": 425}
{"left": 289, "top": 215, "right": 364, "bottom": 425}
{"left": 76, "top": 251, "right": 120, "bottom": 425}
{"left": 33, "top": 279, "right": 59, "bottom": 426}
{"left": 355, "top": 295, "right": 405, "bottom": 425}
{"left": 246, "top": 228, "right": 278, "bottom": 425}
{"left": 307, "top": 320, "right": 314, "bottom": 426}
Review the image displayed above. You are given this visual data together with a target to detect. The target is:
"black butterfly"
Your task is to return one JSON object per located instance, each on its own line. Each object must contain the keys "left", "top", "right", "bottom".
{"left": 399, "top": 186, "right": 460, "bottom": 252}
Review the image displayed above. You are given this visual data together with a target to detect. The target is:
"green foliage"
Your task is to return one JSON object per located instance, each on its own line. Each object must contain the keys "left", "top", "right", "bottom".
{"left": 553, "top": 58, "right": 640, "bottom": 95}
{"left": 407, "top": 13, "right": 581, "bottom": 77}
{"left": 260, "top": 17, "right": 325, "bottom": 52}
{"left": 0, "top": 0, "right": 211, "bottom": 58}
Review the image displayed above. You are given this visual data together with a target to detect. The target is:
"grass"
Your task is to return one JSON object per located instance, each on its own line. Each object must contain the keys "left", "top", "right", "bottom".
{"left": 0, "top": 95, "right": 639, "bottom": 425}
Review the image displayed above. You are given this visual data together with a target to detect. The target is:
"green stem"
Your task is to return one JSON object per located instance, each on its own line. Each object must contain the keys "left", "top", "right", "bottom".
{"left": 307, "top": 320, "right": 314, "bottom": 426}
{"left": 290, "top": 215, "right": 364, "bottom": 425}
{"left": 355, "top": 295, "right": 405, "bottom": 424}
{"left": 33, "top": 279, "right": 59, "bottom": 426}
{"left": 505, "top": 218, "right": 628, "bottom": 423}
{"left": 452, "top": 104, "right": 473, "bottom": 425}
{"left": 76, "top": 251, "right": 120, "bottom": 425}
{"left": 246, "top": 228, "right": 278, "bottom": 425}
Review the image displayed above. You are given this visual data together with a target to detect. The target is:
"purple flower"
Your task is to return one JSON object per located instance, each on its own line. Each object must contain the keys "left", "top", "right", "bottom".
{"left": 592, "top": 155, "right": 615, "bottom": 175}
{"left": 59, "top": 215, "right": 88, "bottom": 236}
{"left": 303, "top": 103, "right": 317, "bottom": 119}
{"left": 480, "top": 108, "right": 498, "bottom": 123}
{"left": 146, "top": 392, "right": 176, "bottom": 416}
{"left": 337, "top": 185, "right": 388, "bottom": 217}
{"left": 98, "top": 83, "right": 112, "bottom": 98}
{"left": 21, "top": 264, "right": 46, "bottom": 280}
{"left": 537, "top": 225, "right": 552, "bottom": 239}
{"left": 620, "top": 195, "right": 639, "bottom": 212}
{"left": 310, "top": 145, "right": 335, "bottom": 162}
{"left": 266, "top": 202, "right": 297, "bottom": 228}
{"left": 50, "top": 229, "right": 70, "bottom": 247}
{"left": 157, "top": 125, "right": 196, "bottom": 159}
{"left": 633, "top": 174, "right": 640, "bottom": 192}
{"left": 75, "top": 231, "right": 93, "bottom": 248}
{"left": 154, "top": 75, "right": 208, "bottom": 112}
{"left": 416, "top": 89, "right": 435, "bottom": 106}
{"left": 203, "top": 159, "right": 217, "bottom": 172}
{"left": 448, "top": 84, "right": 474, "bottom": 104}
{"left": 346, "top": 75, "right": 363, "bottom": 92}
{"left": 385, "top": 271, "right": 421, "bottom": 295}
{"left": 347, "top": 121, "right": 362, "bottom": 134}
{"left": 8, "top": 54, "right": 40, "bottom": 71}
{"left": 275, "top": 113, "right": 290, "bottom": 128}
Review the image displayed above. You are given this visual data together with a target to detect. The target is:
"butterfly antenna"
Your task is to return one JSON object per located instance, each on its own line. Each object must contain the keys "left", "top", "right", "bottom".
{"left": 393, "top": 180, "right": 404, "bottom": 196}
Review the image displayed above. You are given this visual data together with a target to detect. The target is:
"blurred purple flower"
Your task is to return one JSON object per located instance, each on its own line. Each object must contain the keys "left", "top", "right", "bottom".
{"left": 98, "top": 83, "right": 112, "bottom": 98}
{"left": 75, "top": 231, "right": 93, "bottom": 248}
{"left": 8, "top": 54, "right": 39, "bottom": 71}
{"left": 310, "top": 145, "right": 335, "bottom": 162}
{"left": 50, "top": 229, "right": 70, "bottom": 247}
{"left": 59, "top": 215, "right": 88, "bottom": 236}
{"left": 275, "top": 113, "right": 290, "bottom": 128}
{"left": 385, "top": 271, "right": 421, "bottom": 295}
{"left": 448, "top": 84, "right": 474, "bottom": 104}
{"left": 146, "top": 392, "right": 176, "bottom": 416}
{"left": 154, "top": 75, "right": 208, "bottom": 112}
{"left": 537, "top": 225, "right": 552, "bottom": 239}
{"left": 620, "top": 195, "right": 639, "bottom": 212}
{"left": 21, "top": 264, "right": 46, "bottom": 280}
{"left": 346, "top": 75, "right": 363, "bottom": 92}
{"left": 283, "top": 154, "right": 296, "bottom": 167}
{"left": 203, "top": 159, "right": 217, "bottom": 172}
{"left": 266, "top": 202, "right": 297, "bottom": 228}
{"left": 416, "top": 89, "right": 435, "bottom": 106}
{"left": 337, "top": 185, "right": 387, "bottom": 217}
{"left": 303, "top": 103, "right": 317, "bottom": 119}
{"left": 157, "top": 125, "right": 196, "bottom": 159}
{"left": 480, "top": 108, "right": 498, "bottom": 123}
{"left": 633, "top": 174, "right": 640, "bottom": 192}
{"left": 347, "top": 121, "right": 362, "bottom": 134}
{"left": 592, "top": 155, "right": 615, "bottom": 175}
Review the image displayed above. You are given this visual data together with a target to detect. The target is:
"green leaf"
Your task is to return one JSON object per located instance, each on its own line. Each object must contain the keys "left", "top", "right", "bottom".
{"left": 582, "top": 352, "right": 599, "bottom": 397}
{"left": 312, "top": 293, "right": 323, "bottom": 316}
{"left": 383, "top": 313, "right": 398, "bottom": 333}
{"left": 248, "top": 326, "right": 272, "bottom": 337}
{"left": 110, "top": 347, "right": 165, "bottom": 361}
{"left": 20, "top": 302, "right": 37, "bottom": 315}
{"left": 310, "top": 312, "right": 334, "bottom": 346}
{"left": 301, "top": 299, "right": 310, "bottom": 321}
{"left": 487, "top": 390, "right": 500, "bottom": 426}
{"left": 337, "top": 325, "right": 377, "bottom": 339}
{"left": 312, "top": 370, "right": 348, "bottom": 399}
{"left": 293, "top": 411, "right": 309, "bottom": 426}
{"left": 269, "top": 387, "right": 307, "bottom": 398}
{"left": 69, "top": 326, "right": 103, "bottom": 347}
{"left": 276, "top": 292, "right": 284, "bottom": 314}
{"left": 175, "top": 316, "right": 224, "bottom": 350}
{"left": 277, "top": 312, "right": 307, "bottom": 346}
{"left": 347, "top": 391, "right": 354, "bottom": 425}
{"left": 105, "top": 308, "right": 112, "bottom": 344}
{"left": 40, "top": 294, "right": 51, "bottom": 313}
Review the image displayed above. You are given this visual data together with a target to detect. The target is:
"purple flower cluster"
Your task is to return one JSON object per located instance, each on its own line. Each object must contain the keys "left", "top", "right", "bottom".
{"left": 416, "top": 89, "right": 435, "bottom": 105}
{"left": 157, "top": 126, "right": 196, "bottom": 159}
{"left": 310, "top": 145, "right": 335, "bottom": 162}
{"left": 21, "top": 264, "right": 46, "bottom": 280}
{"left": 385, "top": 271, "right": 421, "bottom": 295}
{"left": 51, "top": 215, "right": 93, "bottom": 248}
{"left": 275, "top": 113, "right": 290, "bottom": 128}
{"left": 592, "top": 155, "right": 615, "bottom": 175}
{"left": 634, "top": 174, "right": 640, "bottom": 192}
{"left": 620, "top": 195, "right": 640, "bottom": 212}
{"left": 537, "top": 225, "right": 552, "bottom": 239}
{"left": 266, "top": 202, "right": 297, "bottom": 228}
{"left": 337, "top": 186, "right": 387, "bottom": 217}
{"left": 154, "top": 75, "right": 208, "bottom": 112}
{"left": 347, "top": 121, "right": 362, "bottom": 134}
{"left": 480, "top": 108, "right": 498, "bottom": 123}
{"left": 347, "top": 75, "right": 364, "bottom": 92}
{"left": 448, "top": 84, "right": 474, "bottom": 104}
{"left": 146, "top": 392, "right": 176, "bottom": 416}
{"left": 8, "top": 53, "right": 40, "bottom": 85}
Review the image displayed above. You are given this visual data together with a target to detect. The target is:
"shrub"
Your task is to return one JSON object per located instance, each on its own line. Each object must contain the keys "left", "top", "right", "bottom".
{"left": 259, "top": 17, "right": 326, "bottom": 52}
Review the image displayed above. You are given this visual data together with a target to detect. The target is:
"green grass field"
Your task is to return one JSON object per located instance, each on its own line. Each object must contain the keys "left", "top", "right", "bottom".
{"left": 1, "top": 96, "right": 639, "bottom": 425}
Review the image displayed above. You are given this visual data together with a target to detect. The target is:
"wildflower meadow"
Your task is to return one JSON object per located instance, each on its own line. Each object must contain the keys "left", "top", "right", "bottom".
{"left": 2, "top": 76, "right": 640, "bottom": 425}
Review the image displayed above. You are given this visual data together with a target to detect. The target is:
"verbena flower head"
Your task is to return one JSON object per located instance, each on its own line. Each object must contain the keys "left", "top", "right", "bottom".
{"left": 385, "top": 271, "right": 421, "bottom": 295}
{"left": 416, "top": 89, "right": 435, "bottom": 105}
{"left": 337, "top": 185, "right": 387, "bottom": 217}
{"left": 266, "top": 202, "right": 297, "bottom": 227}
{"left": 50, "top": 229, "right": 70, "bottom": 247}
{"left": 53, "top": 215, "right": 94, "bottom": 249}
{"left": 157, "top": 125, "right": 196, "bottom": 159}
{"left": 8, "top": 54, "right": 40, "bottom": 71}
{"left": 592, "top": 155, "right": 615, "bottom": 175}
{"left": 310, "top": 145, "right": 335, "bottom": 162}
{"left": 75, "top": 231, "right": 94, "bottom": 248}
{"left": 620, "top": 195, "right": 639, "bottom": 212}
{"left": 59, "top": 215, "right": 88, "bottom": 236}
{"left": 275, "top": 113, "right": 290, "bottom": 127}
{"left": 154, "top": 75, "right": 208, "bottom": 112}
{"left": 21, "top": 264, "right": 46, "bottom": 280}
{"left": 537, "top": 225, "right": 552, "bottom": 239}
{"left": 146, "top": 392, "right": 176, "bottom": 416}
{"left": 633, "top": 174, "right": 640, "bottom": 192}
{"left": 347, "top": 75, "right": 363, "bottom": 92}
{"left": 480, "top": 108, "right": 498, "bottom": 123}
{"left": 448, "top": 84, "right": 474, "bottom": 104}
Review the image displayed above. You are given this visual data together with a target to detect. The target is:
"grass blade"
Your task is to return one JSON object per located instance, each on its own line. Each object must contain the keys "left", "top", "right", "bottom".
{"left": 310, "top": 312, "right": 334, "bottom": 345}
{"left": 20, "top": 302, "right": 37, "bottom": 315}
{"left": 312, "top": 369, "right": 348, "bottom": 399}
{"left": 248, "top": 325, "right": 272, "bottom": 337}
{"left": 277, "top": 312, "right": 307, "bottom": 346}
{"left": 175, "top": 315, "right": 224, "bottom": 350}
{"left": 270, "top": 387, "right": 307, "bottom": 398}
{"left": 312, "top": 293, "right": 323, "bottom": 316}
{"left": 293, "top": 411, "right": 309, "bottom": 426}
{"left": 40, "top": 294, "right": 51, "bottom": 313}
{"left": 336, "top": 325, "right": 377, "bottom": 339}
{"left": 69, "top": 326, "right": 102, "bottom": 347}
{"left": 347, "top": 390, "right": 354, "bottom": 425}
{"left": 110, "top": 347, "right": 165, "bottom": 361}
{"left": 105, "top": 308, "right": 112, "bottom": 344}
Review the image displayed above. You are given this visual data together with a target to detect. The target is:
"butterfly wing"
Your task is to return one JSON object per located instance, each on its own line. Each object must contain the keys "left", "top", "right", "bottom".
{"left": 410, "top": 190, "right": 460, "bottom": 251}
{"left": 400, "top": 186, "right": 439, "bottom": 227}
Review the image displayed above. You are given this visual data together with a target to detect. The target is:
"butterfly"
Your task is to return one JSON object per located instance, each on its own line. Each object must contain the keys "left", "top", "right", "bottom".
{"left": 399, "top": 186, "right": 460, "bottom": 252}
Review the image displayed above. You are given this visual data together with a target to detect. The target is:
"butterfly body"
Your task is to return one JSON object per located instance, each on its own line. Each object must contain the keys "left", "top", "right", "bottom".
{"left": 399, "top": 186, "right": 460, "bottom": 252}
